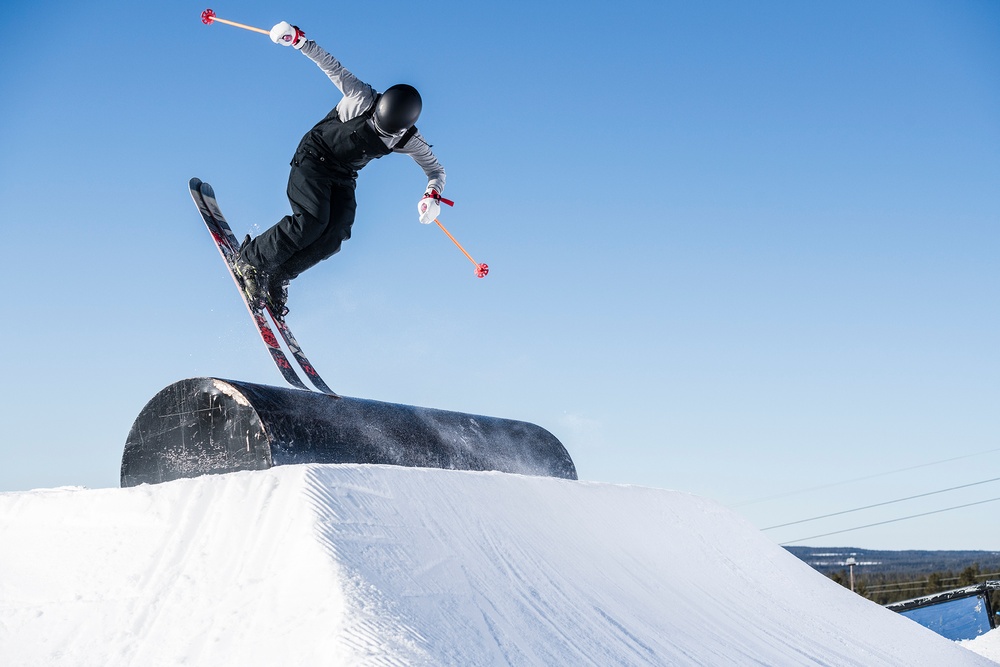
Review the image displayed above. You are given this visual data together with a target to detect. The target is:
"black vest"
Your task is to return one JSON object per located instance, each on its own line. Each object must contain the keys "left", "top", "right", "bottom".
{"left": 295, "top": 99, "right": 416, "bottom": 180}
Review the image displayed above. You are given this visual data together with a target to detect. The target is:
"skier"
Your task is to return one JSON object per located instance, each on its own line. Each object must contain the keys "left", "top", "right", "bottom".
{"left": 234, "top": 21, "right": 448, "bottom": 316}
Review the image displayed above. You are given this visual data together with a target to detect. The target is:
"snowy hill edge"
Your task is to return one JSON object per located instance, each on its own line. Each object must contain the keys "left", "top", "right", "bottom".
{"left": 0, "top": 465, "right": 993, "bottom": 666}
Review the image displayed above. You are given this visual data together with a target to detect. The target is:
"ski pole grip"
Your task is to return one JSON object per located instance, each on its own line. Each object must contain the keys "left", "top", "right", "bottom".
{"left": 425, "top": 190, "right": 455, "bottom": 207}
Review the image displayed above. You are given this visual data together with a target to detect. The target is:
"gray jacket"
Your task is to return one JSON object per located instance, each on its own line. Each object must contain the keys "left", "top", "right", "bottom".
{"left": 300, "top": 41, "right": 446, "bottom": 195}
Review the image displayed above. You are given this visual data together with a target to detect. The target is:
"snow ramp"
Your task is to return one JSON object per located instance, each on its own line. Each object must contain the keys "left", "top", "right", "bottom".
{"left": 1, "top": 465, "right": 992, "bottom": 666}
{"left": 121, "top": 377, "right": 576, "bottom": 486}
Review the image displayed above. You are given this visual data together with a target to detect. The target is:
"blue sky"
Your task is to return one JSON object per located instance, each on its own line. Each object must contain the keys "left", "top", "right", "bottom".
{"left": 1, "top": 1, "right": 997, "bottom": 550}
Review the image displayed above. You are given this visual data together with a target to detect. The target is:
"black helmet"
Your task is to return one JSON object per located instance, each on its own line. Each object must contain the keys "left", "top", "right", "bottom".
{"left": 373, "top": 84, "right": 422, "bottom": 135}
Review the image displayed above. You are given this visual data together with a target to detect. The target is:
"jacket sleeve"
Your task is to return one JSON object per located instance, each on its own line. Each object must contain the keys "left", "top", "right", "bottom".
{"left": 395, "top": 131, "right": 446, "bottom": 195}
{"left": 298, "top": 40, "right": 376, "bottom": 120}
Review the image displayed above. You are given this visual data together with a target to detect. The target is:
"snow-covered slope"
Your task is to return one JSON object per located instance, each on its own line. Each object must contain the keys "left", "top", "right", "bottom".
{"left": 0, "top": 465, "right": 993, "bottom": 666}
{"left": 965, "top": 631, "right": 1000, "bottom": 663}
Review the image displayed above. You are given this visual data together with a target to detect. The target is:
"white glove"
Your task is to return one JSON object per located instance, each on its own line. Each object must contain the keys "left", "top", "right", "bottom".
{"left": 270, "top": 21, "right": 306, "bottom": 49}
{"left": 418, "top": 191, "right": 441, "bottom": 224}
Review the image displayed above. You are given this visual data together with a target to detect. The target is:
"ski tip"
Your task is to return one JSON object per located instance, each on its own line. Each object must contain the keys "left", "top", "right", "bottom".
{"left": 189, "top": 177, "right": 203, "bottom": 189}
{"left": 199, "top": 181, "right": 215, "bottom": 198}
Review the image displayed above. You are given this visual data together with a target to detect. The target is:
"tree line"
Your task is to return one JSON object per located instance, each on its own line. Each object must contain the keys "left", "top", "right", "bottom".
{"left": 828, "top": 562, "right": 1000, "bottom": 610}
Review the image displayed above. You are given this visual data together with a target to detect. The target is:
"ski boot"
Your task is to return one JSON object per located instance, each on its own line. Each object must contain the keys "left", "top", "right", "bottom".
{"left": 265, "top": 276, "right": 290, "bottom": 319}
{"left": 233, "top": 236, "right": 268, "bottom": 309}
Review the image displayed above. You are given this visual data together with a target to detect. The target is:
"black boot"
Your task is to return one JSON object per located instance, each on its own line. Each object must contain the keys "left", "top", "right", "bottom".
{"left": 233, "top": 235, "right": 268, "bottom": 308}
{"left": 265, "top": 275, "right": 290, "bottom": 318}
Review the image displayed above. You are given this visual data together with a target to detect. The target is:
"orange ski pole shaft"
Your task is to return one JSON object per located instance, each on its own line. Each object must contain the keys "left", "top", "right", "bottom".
{"left": 434, "top": 219, "right": 489, "bottom": 278}
{"left": 201, "top": 9, "right": 269, "bottom": 35}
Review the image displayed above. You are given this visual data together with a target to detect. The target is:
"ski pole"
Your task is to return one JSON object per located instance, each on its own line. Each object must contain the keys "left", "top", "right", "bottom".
{"left": 434, "top": 219, "right": 489, "bottom": 278}
{"left": 200, "top": 9, "right": 269, "bottom": 36}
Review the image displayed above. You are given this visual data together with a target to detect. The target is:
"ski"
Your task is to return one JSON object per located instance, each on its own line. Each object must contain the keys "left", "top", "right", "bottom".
{"left": 189, "top": 177, "right": 309, "bottom": 392}
{"left": 265, "top": 312, "right": 337, "bottom": 395}
{"left": 192, "top": 178, "right": 338, "bottom": 396}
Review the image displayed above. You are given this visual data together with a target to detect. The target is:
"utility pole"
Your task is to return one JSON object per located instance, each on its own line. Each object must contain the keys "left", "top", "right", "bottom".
{"left": 846, "top": 557, "right": 857, "bottom": 592}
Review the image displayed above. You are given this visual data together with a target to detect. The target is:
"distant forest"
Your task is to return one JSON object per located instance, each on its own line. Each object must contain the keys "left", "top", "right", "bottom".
{"left": 785, "top": 547, "right": 1000, "bottom": 607}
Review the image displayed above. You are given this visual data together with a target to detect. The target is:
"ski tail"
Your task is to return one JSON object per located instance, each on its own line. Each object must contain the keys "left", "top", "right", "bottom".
{"left": 267, "top": 313, "right": 338, "bottom": 395}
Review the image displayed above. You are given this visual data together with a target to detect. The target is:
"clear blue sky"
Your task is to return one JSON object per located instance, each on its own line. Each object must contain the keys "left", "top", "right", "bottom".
{"left": 1, "top": 0, "right": 997, "bottom": 550}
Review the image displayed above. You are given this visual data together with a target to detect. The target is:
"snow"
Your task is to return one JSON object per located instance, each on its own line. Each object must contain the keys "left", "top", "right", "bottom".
{"left": 964, "top": 631, "right": 1000, "bottom": 663}
{"left": 0, "top": 464, "right": 995, "bottom": 666}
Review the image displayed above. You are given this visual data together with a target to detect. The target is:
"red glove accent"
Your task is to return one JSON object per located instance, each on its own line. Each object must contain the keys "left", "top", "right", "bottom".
{"left": 424, "top": 190, "right": 455, "bottom": 207}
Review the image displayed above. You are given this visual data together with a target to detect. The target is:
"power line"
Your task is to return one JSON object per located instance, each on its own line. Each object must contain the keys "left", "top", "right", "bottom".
{"left": 762, "top": 477, "right": 1000, "bottom": 531}
{"left": 870, "top": 586, "right": 930, "bottom": 595}
{"left": 866, "top": 572, "right": 1000, "bottom": 592}
{"left": 780, "top": 496, "right": 1000, "bottom": 545}
{"left": 732, "top": 445, "right": 1000, "bottom": 508}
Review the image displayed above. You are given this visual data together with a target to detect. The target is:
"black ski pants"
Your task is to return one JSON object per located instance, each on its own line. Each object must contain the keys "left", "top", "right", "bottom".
{"left": 243, "top": 154, "right": 357, "bottom": 282}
